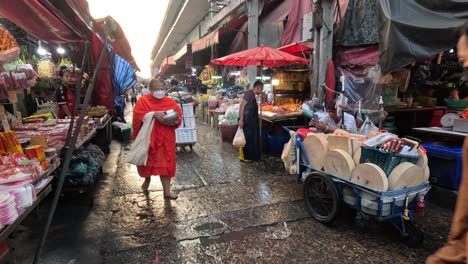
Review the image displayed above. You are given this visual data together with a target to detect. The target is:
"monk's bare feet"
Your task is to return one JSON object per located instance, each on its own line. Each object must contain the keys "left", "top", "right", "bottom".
{"left": 164, "top": 192, "right": 178, "bottom": 200}
{"left": 141, "top": 178, "right": 151, "bottom": 192}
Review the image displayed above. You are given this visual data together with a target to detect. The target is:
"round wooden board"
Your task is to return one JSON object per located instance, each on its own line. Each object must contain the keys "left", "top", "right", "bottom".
{"left": 302, "top": 133, "right": 328, "bottom": 169}
{"left": 333, "top": 129, "right": 350, "bottom": 136}
{"left": 353, "top": 147, "right": 361, "bottom": 165}
{"left": 351, "top": 163, "right": 388, "bottom": 191}
{"left": 388, "top": 162, "right": 424, "bottom": 191}
{"left": 423, "top": 165, "right": 430, "bottom": 182}
{"left": 416, "top": 148, "right": 428, "bottom": 168}
{"left": 324, "top": 149, "right": 355, "bottom": 179}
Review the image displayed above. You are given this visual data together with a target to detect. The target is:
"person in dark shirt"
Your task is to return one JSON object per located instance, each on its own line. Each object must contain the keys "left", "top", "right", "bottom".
{"left": 55, "top": 66, "right": 75, "bottom": 118}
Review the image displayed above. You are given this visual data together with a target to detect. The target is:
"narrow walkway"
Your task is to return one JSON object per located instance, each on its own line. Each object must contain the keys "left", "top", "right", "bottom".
{"left": 8, "top": 108, "right": 453, "bottom": 263}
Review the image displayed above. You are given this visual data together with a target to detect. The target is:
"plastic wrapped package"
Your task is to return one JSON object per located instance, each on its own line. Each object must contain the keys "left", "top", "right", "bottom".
{"left": 338, "top": 65, "right": 383, "bottom": 110}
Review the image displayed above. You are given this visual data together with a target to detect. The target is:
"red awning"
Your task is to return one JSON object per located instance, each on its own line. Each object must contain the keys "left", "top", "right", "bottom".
{"left": 192, "top": 31, "right": 219, "bottom": 53}
{"left": 93, "top": 17, "right": 140, "bottom": 71}
{"left": 337, "top": 45, "right": 379, "bottom": 66}
{"left": 278, "top": 42, "right": 312, "bottom": 55}
{"left": 0, "top": 0, "right": 83, "bottom": 43}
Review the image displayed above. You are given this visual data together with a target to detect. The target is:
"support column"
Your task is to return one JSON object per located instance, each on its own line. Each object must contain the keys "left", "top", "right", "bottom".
{"left": 317, "top": 0, "right": 334, "bottom": 103}
{"left": 247, "top": 0, "right": 259, "bottom": 88}
{"left": 312, "top": 5, "right": 321, "bottom": 98}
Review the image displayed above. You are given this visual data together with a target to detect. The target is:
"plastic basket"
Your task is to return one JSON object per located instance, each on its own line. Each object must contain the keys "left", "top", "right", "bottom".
{"left": 176, "top": 128, "right": 197, "bottom": 144}
{"left": 180, "top": 115, "right": 196, "bottom": 128}
{"left": 445, "top": 99, "right": 468, "bottom": 110}
{"left": 182, "top": 103, "right": 194, "bottom": 116}
{"left": 360, "top": 147, "right": 418, "bottom": 175}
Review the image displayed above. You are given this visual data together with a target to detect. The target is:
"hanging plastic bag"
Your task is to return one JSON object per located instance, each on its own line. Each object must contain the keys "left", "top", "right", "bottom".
{"left": 360, "top": 117, "right": 378, "bottom": 136}
{"left": 232, "top": 128, "right": 246, "bottom": 148}
{"left": 126, "top": 112, "right": 155, "bottom": 165}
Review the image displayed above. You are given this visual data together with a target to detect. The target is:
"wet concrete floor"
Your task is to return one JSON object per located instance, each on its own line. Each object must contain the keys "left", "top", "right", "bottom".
{"left": 5, "top": 111, "right": 454, "bottom": 264}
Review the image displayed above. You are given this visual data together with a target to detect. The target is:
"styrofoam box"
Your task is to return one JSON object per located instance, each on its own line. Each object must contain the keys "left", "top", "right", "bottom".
{"left": 343, "top": 188, "right": 417, "bottom": 217}
{"left": 182, "top": 103, "right": 194, "bottom": 116}
{"left": 176, "top": 128, "right": 197, "bottom": 144}
{"left": 180, "top": 115, "right": 196, "bottom": 128}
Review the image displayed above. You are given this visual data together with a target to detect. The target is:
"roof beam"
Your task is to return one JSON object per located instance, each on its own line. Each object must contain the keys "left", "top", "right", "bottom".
{"left": 207, "top": 0, "right": 246, "bottom": 30}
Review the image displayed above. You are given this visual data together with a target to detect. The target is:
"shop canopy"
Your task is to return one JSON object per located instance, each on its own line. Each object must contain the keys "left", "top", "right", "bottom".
{"left": 0, "top": 0, "right": 83, "bottom": 43}
{"left": 378, "top": 0, "right": 468, "bottom": 74}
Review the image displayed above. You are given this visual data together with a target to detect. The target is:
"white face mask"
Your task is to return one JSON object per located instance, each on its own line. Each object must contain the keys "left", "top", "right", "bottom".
{"left": 153, "top": 90, "right": 166, "bottom": 99}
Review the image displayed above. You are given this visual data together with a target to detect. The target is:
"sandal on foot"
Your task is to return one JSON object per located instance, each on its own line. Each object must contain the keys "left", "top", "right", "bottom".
{"left": 164, "top": 193, "right": 178, "bottom": 200}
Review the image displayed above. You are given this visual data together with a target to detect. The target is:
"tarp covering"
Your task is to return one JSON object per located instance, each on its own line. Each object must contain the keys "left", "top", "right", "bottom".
{"left": 108, "top": 49, "right": 137, "bottom": 112}
{"left": 0, "top": 0, "right": 83, "bottom": 43}
{"left": 281, "top": 0, "right": 312, "bottom": 46}
{"left": 378, "top": 0, "right": 468, "bottom": 74}
{"left": 339, "top": 0, "right": 379, "bottom": 47}
{"left": 192, "top": 31, "right": 219, "bottom": 53}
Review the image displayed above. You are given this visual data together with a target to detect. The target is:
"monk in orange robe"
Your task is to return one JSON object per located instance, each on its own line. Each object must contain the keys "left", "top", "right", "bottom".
{"left": 427, "top": 22, "right": 468, "bottom": 264}
{"left": 132, "top": 78, "right": 182, "bottom": 199}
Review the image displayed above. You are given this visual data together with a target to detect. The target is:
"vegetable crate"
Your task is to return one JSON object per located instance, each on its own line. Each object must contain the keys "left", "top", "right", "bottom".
{"left": 283, "top": 126, "right": 429, "bottom": 247}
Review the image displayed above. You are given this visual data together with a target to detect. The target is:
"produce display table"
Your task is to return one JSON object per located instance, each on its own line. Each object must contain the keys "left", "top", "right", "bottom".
{"left": 91, "top": 115, "right": 112, "bottom": 154}
{"left": 0, "top": 173, "right": 55, "bottom": 242}
{"left": 413, "top": 127, "right": 468, "bottom": 138}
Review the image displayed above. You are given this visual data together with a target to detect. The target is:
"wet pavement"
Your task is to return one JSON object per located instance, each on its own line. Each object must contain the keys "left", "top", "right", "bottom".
{"left": 5, "top": 110, "right": 455, "bottom": 263}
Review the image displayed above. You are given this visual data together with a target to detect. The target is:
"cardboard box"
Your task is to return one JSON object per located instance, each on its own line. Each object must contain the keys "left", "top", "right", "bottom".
{"left": 453, "top": 119, "right": 468, "bottom": 133}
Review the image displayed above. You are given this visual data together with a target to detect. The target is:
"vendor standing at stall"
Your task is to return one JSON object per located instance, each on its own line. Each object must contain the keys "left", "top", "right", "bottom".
{"left": 238, "top": 81, "right": 263, "bottom": 162}
{"left": 309, "top": 100, "right": 357, "bottom": 134}
{"left": 55, "top": 66, "right": 75, "bottom": 118}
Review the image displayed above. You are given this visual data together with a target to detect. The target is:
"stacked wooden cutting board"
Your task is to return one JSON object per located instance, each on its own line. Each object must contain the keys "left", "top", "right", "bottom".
{"left": 302, "top": 130, "right": 429, "bottom": 191}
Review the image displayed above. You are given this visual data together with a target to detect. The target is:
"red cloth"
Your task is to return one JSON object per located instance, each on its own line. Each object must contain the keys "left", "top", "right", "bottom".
{"left": 325, "top": 59, "right": 336, "bottom": 104}
{"left": 280, "top": 0, "right": 312, "bottom": 46}
{"left": 132, "top": 94, "right": 182, "bottom": 178}
{"left": 90, "top": 33, "right": 115, "bottom": 114}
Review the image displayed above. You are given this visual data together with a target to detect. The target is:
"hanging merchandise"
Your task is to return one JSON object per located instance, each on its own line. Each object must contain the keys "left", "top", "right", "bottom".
{"left": 37, "top": 57, "right": 56, "bottom": 78}
{"left": 338, "top": 65, "right": 383, "bottom": 109}
{"left": 199, "top": 65, "right": 217, "bottom": 85}
{"left": 235, "top": 68, "right": 250, "bottom": 87}
{"left": 0, "top": 25, "right": 20, "bottom": 64}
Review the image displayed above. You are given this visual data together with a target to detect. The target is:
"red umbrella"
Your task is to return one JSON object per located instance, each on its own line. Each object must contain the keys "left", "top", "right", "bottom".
{"left": 211, "top": 45, "right": 308, "bottom": 67}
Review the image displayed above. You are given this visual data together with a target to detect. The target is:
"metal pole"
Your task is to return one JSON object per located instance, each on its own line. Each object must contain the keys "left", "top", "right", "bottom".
{"left": 317, "top": 0, "right": 334, "bottom": 103}
{"left": 312, "top": 4, "right": 321, "bottom": 98}
{"left": 32, "top": 42, "right": 107, "bottom": 264}
{"left": 64, "top": 42, "right": 90, "bottom": 147}
{"left": 259, "top": 63, "right": 263, "bottom": 154}
{"left": 247, "top": 0, "right": 259, "bottom": 89}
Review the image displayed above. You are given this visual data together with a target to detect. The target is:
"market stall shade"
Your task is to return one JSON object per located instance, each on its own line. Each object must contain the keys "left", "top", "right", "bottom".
{"left": 211, "top": 45, "right": 308, "bottom": 67}
{"left": 277, "top": 42, "right": 312, "bottom": 55}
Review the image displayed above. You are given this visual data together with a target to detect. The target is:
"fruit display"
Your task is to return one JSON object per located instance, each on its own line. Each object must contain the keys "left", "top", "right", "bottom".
{"left": 86, "top": 106, "right": 108, "bottom": 117}
{"left": 261, "top": 99, "right": 302, "bottom": 114}
{"left": 37, "top": 58, "right": 56, "bottom": 78}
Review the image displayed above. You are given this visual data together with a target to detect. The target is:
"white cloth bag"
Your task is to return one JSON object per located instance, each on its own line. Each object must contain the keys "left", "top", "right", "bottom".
{"left": 126, "top": 112, "right": 155, "bottom": 165}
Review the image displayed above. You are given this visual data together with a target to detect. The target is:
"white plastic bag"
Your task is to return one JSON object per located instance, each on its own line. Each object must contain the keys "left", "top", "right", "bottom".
{"left": 360, "top": 117, "right": 378, "bottom": 136}
{"left": 233, "top": 128, "right": 246, "bottom": 148}
{"left": 126, "top": 112, "right": 155, "bottom": 165}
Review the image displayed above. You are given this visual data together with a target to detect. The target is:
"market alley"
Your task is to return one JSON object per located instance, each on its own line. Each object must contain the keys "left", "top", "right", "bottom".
{"left": 8, "top": 115, "right": 453, "bottom": 264}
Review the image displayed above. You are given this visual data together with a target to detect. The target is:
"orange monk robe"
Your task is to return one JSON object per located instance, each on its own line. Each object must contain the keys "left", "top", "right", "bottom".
{"left": 132, "top": 94, "right": 182, "bottom": 178}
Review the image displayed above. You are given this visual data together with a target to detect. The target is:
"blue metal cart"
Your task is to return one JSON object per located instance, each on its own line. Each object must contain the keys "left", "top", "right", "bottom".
{"left": 284, "top": 126, "right": 430, "bottom": 247}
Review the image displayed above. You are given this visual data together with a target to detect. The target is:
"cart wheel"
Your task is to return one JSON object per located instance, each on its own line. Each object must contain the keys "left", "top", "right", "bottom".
{"left": 401, "top": 221, "right": 424, "bottom": 248}
{"left": 303, "top": 172, "right": 340, "bottom": 224}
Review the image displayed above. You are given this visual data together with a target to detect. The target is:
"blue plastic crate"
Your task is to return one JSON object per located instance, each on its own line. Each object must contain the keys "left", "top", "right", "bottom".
{"left": 423, "top": 142, "right": 463, "bottom": 190}
{"left": 267, "top": 133, "right": 290, "bottom": 157}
